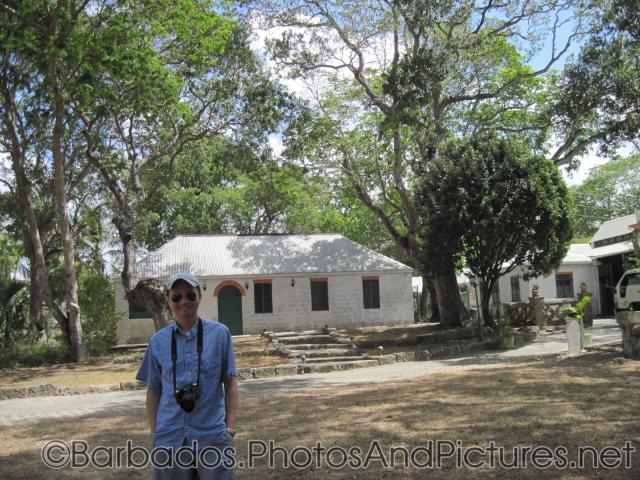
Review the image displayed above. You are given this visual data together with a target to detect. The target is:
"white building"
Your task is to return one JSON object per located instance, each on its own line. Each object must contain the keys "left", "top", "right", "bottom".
{"left": 413, "top": 211, "right": 640, "bottom": 317}
{"left": 115, "top": 234, "right": 413, "bottom": 343}
{"left": 490, "top": 211, "right": 639, "bottom": 315}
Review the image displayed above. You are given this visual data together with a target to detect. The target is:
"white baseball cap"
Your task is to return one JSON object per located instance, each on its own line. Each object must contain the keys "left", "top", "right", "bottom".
{"left": 166, "top": 272, "right": 200, "bottom": 289}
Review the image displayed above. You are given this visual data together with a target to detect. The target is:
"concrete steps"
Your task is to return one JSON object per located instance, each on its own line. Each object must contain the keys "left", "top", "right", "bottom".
{"left": 268, "top": 330, "right": 327, "bottom": 338}
{"left": 285, "top": 343, "right": 354, "bottom": 350}
{"left": 275, "top": 335, "right": 347, "bottom": 345}
{"left": 285, "top": 348, "right": 362, "bottom": 358}
{"left": 267, "top": 329, "right": 367, "bottom": 364}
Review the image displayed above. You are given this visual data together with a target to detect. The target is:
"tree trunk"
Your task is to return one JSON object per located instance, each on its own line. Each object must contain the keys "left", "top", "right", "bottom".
{"left": 432, "top": 264, "right": 465, "bottom": 328}
{"left": 50, "top": 59, "right": 85, "bottom": 362}
{"left": 3, "top": 90, "right": 74, "bottom": 351}
{"left": 21, "top": 223, "right": 45, "bottom": 334}
{"left": 129, "top": 280, "right": 174, "bottom": 331}
{"left": 480, "top": 282, "right": 497, "bottom": 329}
{"left": 114, "top": 214, "right": 173, "bottom": 331}
{"left": 421, "top": 272, "right": 439, "bottom": 323}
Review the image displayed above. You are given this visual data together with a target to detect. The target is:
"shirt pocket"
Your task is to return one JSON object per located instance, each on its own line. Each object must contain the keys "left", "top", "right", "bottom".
{"left": 201, "top": 354, "right": 222, "bottom": 383}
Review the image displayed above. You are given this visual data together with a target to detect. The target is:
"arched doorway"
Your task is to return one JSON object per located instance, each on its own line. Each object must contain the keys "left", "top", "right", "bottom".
{"left": 217, "top": 285, "right": 243, "bottom": 335}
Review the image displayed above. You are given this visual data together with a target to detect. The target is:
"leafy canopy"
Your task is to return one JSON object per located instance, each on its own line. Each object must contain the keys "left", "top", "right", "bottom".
{"left": 418, "top": 132, "right": 572, "bottom": 288}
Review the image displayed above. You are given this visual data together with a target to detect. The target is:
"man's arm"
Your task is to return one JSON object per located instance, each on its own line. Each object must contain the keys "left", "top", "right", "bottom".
{"left": 146, "top": 388, "right": 161, "bottom": 434}
{"left": 223, "top": 376, "right": 239, "bottom": 430}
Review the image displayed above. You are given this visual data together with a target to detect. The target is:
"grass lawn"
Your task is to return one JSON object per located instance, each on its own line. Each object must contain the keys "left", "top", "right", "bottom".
{"left": 0, "top": 350, "right": 638, "bottom": 479}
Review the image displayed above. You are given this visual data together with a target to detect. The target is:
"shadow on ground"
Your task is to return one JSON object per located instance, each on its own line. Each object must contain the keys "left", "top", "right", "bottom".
{"left": 1, "top": 351, "right": 638, "bottom": 479}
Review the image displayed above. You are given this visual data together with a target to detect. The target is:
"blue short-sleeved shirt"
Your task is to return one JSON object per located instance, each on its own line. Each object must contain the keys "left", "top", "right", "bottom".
{"left": 136, "top": 318, "right": 237, "bottom": 449}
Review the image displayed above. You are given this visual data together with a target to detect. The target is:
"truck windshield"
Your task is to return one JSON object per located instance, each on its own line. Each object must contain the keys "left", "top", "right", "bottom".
{"left": 621, "top": 273, "right": 640, "bottom": 287}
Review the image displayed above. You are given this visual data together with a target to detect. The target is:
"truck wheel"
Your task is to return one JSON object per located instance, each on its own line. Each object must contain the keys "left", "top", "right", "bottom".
{"left": 632, "top": 303, "right": 640, "bottom": 312}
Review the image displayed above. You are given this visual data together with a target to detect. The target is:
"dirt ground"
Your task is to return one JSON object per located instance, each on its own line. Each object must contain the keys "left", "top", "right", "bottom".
{"left": 0, "top": 335, "right": 284, "bottom": 388}
{"left": 0, "top": 350, "right": 638, "bottom": 479}
{"left": 0, "top": 323, "right": 451, "bottom": 388}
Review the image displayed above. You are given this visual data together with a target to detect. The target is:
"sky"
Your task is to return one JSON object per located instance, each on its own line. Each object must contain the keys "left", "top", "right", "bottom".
{"left": 560, "top": 151, "right": 610, "bottom": 186}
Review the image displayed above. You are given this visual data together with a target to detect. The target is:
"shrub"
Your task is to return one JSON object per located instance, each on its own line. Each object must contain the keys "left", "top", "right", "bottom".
{"left": 79, "top": 271, "right": 121, "bottom": 355}
{"left": 0, "top": 343, "right": 69, "bottom": 368}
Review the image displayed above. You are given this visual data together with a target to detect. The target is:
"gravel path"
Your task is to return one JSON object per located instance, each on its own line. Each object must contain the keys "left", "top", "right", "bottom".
{"left": 0, "top": 319, "right": 620, "bottom": 427}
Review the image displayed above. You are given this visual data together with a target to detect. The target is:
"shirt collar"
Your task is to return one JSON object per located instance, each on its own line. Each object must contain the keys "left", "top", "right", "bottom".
{"left": 174, "top": 318, "right": 201, "bottom": 336}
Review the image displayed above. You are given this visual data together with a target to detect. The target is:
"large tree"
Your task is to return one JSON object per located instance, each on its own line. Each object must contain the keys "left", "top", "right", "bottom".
{"left": 551, "top": 0, "right": 640, "bottom": 167}
{"left": 570, "top": 154, "right": 640, "bottom": 238}
{"left": 417, "top": 132, "right": 572, "bottom": 326}
{"left": 0, "top": 0, "right": 100, "bottom": 360}
{"left": 73, "top": 7, "right": 296, "bottom": 331}
{"left": 258, "top": 0, "right": 595, "bottom": 326}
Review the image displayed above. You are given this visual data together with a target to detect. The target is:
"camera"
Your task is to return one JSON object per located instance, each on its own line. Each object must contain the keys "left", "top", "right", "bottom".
{"left": 175, "top": 383, "right": 201, "bottom": 413}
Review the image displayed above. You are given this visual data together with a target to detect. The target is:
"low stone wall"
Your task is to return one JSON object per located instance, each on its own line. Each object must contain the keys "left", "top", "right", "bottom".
{"left": 0, "top": 381, "right": 146, "bottom": 401}
{"left": 617, "top": 311, "right": 640, "bottom": 359}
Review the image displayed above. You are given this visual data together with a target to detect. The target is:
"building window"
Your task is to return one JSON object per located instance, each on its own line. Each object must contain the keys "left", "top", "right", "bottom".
{"left": 128, "top": 303, "right": 150, "bottom": 320}
{"left": 254, "top": 281, "right": 273, "bottom": 314}
{"left": 556, "top": 273, "right": 574, "bottom": 298}
{"left": 491, "top": 283, "right": 500, "bottom": 305}
{"left": 510, "top": 276, "right": 521, "bottom": 302}
{"left": 362, "top": 278, "right": 380, "bottom": 309}
{"left": 310, "top": 279, "right": 329, "bottom": 311}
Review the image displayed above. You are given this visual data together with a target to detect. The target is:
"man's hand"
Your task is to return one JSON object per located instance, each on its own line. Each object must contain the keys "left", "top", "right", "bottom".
{"left": 223, "top": 376, "right": 239, "bottom": 431}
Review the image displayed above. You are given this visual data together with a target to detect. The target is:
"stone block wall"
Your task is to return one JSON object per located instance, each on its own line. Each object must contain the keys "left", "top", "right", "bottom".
{"left": 115, "top": 271, "right": 413, "bottom": 343}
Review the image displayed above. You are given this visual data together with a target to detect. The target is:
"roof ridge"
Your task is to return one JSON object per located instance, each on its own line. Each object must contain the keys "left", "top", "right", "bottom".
{"left": 173, "top": 233, "right": 342, "bottom": 238}
{"left": 599, "top": 212, "right": 636, "bottom": 224}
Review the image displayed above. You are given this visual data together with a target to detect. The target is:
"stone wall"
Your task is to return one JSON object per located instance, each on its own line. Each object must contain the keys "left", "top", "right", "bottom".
{"left": 499, "top": 293, "right": 582, "bottom": 329}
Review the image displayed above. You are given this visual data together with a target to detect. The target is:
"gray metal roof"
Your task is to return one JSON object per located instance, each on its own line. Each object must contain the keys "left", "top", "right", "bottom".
{"left": 591, "top": 212, "right": 639, "bottom": 244}
{"left": 136, "top": 234, "right": 412, "bottom": 278}
{"left": 562, "top": 244, "right": 594, "bottom": 264}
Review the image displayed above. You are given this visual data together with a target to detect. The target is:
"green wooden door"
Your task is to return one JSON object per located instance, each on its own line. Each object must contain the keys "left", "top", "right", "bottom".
{"left": 217, "top": 285, "right": 243, "bottom": 335}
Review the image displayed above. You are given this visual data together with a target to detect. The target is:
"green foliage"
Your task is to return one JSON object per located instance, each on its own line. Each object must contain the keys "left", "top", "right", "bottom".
{"left": 417, "top": 132, "right": 572, "bottom": 322}
{"left": 569, "top": 155, "right": 640, "bottom": 237}
{"left": 0, "top": 235, "right": 31, "bottom": 352}
{"left": 552, "top": 0, "right": 640, "bottom": 164}
{"left": 0, "top": 272, "right": 31, "bottom": 352}
{"left": 0, "top": 236, "right": 23, "bottom": 274}
{"left": 0, "top": 343, "right": 69, "bottom": 369}
{"left": 78, "top": 270, "right": 121, "bottom": 355}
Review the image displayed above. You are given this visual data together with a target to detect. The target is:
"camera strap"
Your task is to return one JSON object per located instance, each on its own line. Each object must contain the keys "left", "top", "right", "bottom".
{"left": 171, "top": 317, "right": 203, "bottom": 394}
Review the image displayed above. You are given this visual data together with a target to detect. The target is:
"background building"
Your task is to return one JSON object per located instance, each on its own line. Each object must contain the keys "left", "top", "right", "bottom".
{"left": 115, "top": 234, "right": 413, "bottom": 343}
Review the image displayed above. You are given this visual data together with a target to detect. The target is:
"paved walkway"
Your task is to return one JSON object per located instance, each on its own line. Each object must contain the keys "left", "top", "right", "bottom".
{"left": 0, "top": 319, "right": 621, "bottom": 427}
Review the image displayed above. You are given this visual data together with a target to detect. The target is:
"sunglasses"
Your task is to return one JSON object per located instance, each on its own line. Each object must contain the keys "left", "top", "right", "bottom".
{"left": 171, "top": 292, "right": 198, "bottom": 303}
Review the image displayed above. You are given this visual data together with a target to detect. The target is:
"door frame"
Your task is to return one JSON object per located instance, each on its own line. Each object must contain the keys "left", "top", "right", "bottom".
{"left": 214, "top": 280, "right": 246, "bottom": 335}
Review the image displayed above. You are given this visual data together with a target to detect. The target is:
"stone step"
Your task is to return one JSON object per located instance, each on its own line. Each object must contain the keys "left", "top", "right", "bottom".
{"left": 285, "top": 348, "right": 362, "bottom": 358}
{"left": 303, "top": 356, "right": 367, "bottom": 364}
{"left": 276, "top": 335, "right": 342, "bottom": 345}
{"left": 268, "top": 330, "right": 327, "bottom": 338}
{"left": 416, "top": 327, "right": 479, "bottom": 345}
{"left": 285, "top": 343, "right": 355, "bottom": 350}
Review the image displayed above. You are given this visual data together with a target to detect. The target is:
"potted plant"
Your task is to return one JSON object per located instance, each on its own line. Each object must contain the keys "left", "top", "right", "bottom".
{"left": 566, "top": 295, "right": 592, "bottom": 348}
{"left": 576, "top": 295, "right": 592, "bottom": 346}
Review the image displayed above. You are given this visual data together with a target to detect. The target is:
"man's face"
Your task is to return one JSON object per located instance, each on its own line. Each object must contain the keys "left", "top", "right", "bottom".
{"left": 168, "top": 281, "right": 201, "bottom": 321}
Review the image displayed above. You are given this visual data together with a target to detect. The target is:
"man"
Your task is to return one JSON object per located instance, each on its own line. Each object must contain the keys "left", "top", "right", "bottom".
{"left": 136, "top": 272, "right": 239, "bottom": 479}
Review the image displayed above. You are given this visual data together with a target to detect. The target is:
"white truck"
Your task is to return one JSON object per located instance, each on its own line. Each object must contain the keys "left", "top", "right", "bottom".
{"left": 614, "top": 269, "right": 640, "bottom": 312}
